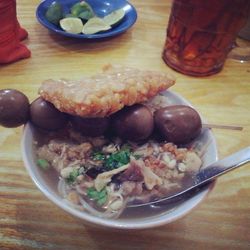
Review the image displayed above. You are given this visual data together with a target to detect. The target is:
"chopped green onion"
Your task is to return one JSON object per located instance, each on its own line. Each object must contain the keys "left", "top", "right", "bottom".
{"left": 97, "top": 196, "right": 107, "bottom": 206}
{"left": 92, "top": 151, "right": 105, "bottom": 161}
{"left": 104, "top": 149, "right": 131, "bottom": 170}
{"left": 93, "top": 147, "right": 132, "bottom": 171}
{"left": 87, "top": 187, "right": 107, "bottom": 206}
{"left": 87, "top": 187, "right": 97, "bottom": 198}
{"left": 66, "top": 168, "right": 79, "bottom": 184}
{"left": 37, "top": 159, "right": 50, "bottom": 170}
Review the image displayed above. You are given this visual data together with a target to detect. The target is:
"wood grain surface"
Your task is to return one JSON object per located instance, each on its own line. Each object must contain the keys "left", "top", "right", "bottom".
{"left": 0, "top": 0, "right": 250, "bottom": 249}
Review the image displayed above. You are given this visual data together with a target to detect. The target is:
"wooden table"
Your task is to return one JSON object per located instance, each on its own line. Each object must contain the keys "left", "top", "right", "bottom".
{"left": 1, "top": 0, "right": 250, "bottom": 249}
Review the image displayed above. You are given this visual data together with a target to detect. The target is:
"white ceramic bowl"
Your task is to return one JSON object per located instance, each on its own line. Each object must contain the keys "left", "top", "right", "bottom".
{"left": 21, "top": 90, "right": 218, "bottom": 229}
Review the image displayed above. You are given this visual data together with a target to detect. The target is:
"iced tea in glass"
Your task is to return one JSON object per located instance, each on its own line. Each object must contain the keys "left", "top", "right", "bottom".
{"left": 162, "top": 0, "right": 250, "bottom": 76}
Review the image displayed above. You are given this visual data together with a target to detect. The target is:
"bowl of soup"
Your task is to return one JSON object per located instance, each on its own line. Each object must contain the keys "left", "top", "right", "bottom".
{"left": 21, "top": 90, "right": 217, "bottom": 229}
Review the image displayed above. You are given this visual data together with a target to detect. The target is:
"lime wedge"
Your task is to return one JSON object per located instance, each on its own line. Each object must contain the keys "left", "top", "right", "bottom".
{"left": 60, "top": 17, "right": 84, "bottom": 34}
{"left": 103, "top": 8, "right": 125, "bottom": 26}
{"left": 45, "top": 2, "right": 63, "bottom": 25}
{"left": 71, "top": 1, "right": 94, "bottom": 20}
{"left": 82, "top": 17, "right": 111, "bottom": 34}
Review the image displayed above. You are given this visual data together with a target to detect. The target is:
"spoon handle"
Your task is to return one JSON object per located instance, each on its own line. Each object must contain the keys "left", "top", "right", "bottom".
{"left": 196, "top": 146, "right": 250, "bottom": 185}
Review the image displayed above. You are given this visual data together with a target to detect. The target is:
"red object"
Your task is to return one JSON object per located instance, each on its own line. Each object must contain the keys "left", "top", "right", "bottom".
{"left": 18, "top": 21, "right": 29, "bottom": 41}
{"left": 162, "top": 0, "right": 250, "bottom": 76}
{"left": 0, "top": 0, "right": 31, "bottom": 64}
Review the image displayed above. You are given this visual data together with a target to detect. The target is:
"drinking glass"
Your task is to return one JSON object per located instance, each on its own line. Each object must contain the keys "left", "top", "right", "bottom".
{"left": 162, "top": 0, "right": 250, "bottom": 76}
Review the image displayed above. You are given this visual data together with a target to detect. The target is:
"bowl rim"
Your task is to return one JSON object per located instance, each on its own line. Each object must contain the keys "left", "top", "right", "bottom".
{"left": 21, "top": 90, "right": 218, "bottom": 229}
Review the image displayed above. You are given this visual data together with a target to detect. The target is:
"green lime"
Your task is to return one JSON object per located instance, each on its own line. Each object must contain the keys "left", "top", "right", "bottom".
{"left": 103, "top": 8, "right": 125, "bottom": 26}
{"left": 45, "top": 1, "right": 63, "bottom": 25}
{"left": 60, "top": 17, "right": 84, "bottom": 34}
{"left": 70, "top": 1, "right": 94, "bottom": 20}
{"left": 78, "top": 10, "right": 94, "bottom": 21}
{"left": 82, "top": 17, "right": 111, "bottom": 34}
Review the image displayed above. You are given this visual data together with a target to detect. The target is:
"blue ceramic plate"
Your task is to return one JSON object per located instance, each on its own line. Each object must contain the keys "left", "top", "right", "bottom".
{"left": 36, "top": 0, "right": 137, "bottom": 39}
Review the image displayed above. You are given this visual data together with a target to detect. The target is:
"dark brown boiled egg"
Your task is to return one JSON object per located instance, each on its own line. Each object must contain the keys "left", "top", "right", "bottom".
{"left": 70, "top": 116, "right": 110, "bottom": 137}
{"left": 30, "top": 97, "right": 68, "bottom": 130}
{"left": 154, "top": 105, "right": 202, "bottom": 144}
{"left": 112, "top": 104, "right": 154, "bottom": 141}
{"left": 0, "top": 89, "right": 30, "bottom": 128}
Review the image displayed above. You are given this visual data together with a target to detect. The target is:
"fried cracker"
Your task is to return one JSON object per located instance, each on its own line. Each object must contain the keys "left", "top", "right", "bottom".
{"left": 39, "top": 65, "right": 175, "bottom": 117}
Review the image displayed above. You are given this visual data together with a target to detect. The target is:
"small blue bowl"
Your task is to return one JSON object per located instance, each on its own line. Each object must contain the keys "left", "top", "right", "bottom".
{"left": 36, "top": 0, "right": 137, "bottom": 39}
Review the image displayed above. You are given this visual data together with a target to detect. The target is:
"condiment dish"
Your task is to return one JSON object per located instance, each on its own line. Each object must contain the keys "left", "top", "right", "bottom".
{"left": 36, "top": 0, "right": 137, "bottom": 39}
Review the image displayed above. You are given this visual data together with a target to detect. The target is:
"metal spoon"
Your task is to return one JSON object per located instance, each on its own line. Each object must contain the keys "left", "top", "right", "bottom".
{"left": 129, "top": 146, "right": 250, "bottom": 207}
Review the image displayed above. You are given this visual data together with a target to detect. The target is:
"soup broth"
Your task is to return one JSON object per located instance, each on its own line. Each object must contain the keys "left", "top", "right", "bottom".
{"left": 33, "top": 99, "right": 206, "bottom": 219}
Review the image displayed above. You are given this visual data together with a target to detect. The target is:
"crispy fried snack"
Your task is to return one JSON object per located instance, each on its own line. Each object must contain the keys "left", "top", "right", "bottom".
{"left": 39, "top": 65, "right": 175, "bottom": 117}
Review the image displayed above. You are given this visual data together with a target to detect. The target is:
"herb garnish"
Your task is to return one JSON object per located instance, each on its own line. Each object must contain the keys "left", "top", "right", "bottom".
{"left": 87, "top": 187, "right": 107, "bottom": 206}
{"left": 66, "top": 168, "right": 80, "bottom": 184}
{"left": 37, "top": 159, "right": 50, "bottom": 170}
{"left": 105, "top": 149, "right": 131, "bottom": 170}
{"left": 92, "top": 152, "right": 106, "bottom": 161}
{"left": 92, "top": 148, "right": 131, "bottom": 171}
